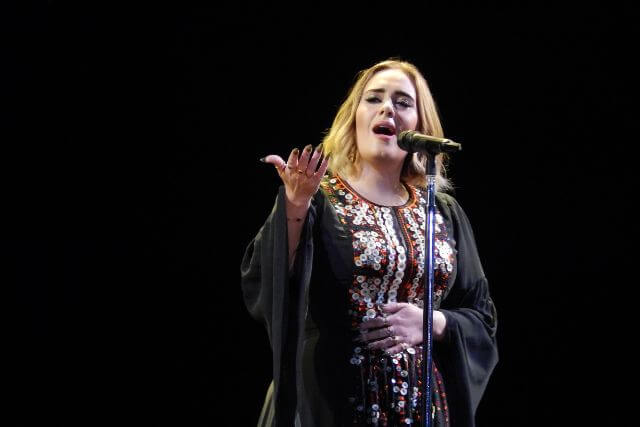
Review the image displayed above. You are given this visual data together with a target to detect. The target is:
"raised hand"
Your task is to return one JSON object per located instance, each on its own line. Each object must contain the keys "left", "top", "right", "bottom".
{"left": 262, "top": 144, "right": 329, "bottom": 207}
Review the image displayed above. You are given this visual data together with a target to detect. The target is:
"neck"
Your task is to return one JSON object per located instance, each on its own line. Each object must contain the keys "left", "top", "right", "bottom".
{"left": 346, "top": 160, "right": 406, "bottom": 202}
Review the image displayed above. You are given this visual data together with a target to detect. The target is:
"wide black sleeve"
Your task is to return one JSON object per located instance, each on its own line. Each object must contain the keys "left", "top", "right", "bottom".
{"left": 240, "top": 186, "right": 320, "bottom": 427}
{"left": 435, "top": 193, "right": 499, "bottom": 427}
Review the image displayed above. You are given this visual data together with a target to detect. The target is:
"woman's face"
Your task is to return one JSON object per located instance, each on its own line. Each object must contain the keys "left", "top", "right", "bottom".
{"left": 355, "top": 68, "right": 418, "bottom": 168}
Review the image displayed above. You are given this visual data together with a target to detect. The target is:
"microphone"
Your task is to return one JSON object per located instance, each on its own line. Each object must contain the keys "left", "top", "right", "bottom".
{"left": 397, "top": 130, "right": 462, "bottom": 154}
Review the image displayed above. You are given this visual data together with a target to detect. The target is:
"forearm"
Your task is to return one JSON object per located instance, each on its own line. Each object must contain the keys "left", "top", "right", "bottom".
{"left": 262, "top": 145, "right": 328, "bottom": 270}
{"left": 286, "top": 197, "right": 311, "bottom": 269}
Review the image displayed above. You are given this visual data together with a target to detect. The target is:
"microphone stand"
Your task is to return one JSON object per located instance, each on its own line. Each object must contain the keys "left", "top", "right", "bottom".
{"left": 421, "top": 152, "right": 437, "bottom": 427}
{"left": 397, "top": 131, "right": 461, "bottom": 426}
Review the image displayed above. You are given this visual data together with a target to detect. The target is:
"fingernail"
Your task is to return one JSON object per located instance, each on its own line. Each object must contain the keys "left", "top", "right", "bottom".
{"left": 315, "top": 143, "right": 323, "bottom": 152}
{"left": 304, "top": 144, "right": 313, "bottom": 152}
{"left": 293, "top": 148, "right": 299, "bottom": 154}
{"left": 259, "top": 157, "right": 266, "bottom": 162}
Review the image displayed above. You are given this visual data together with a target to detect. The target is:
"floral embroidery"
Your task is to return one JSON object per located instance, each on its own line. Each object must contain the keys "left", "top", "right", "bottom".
{"left": 319, "top": 174, "right": 454, "bottom": 426}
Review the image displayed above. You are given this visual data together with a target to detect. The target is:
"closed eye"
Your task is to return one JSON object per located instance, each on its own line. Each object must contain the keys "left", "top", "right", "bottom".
{"left": 395, "top": 98, "right": 413, "bottom": 108}
{"left": 365, "top": 96, "right": 413, "bottom": 108}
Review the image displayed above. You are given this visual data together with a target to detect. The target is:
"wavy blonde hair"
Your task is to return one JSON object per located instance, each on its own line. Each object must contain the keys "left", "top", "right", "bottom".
{"left": 322, "top": 59, "right": 451, "bottom": 191}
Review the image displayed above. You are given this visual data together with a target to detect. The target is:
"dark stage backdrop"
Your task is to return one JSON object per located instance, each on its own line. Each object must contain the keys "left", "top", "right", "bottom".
{"left": 4, "top": 4, "right": 637, "bottom": 426}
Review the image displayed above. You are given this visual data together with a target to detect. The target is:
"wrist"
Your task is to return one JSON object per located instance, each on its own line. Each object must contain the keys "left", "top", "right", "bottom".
{"left": 285, "top": 192, "right": 311, "bottom": 210}
{"left": 433, "top": 310, "right": 447, "bottom": 341}
{"left": 285, "top": 195, "right": 310, "bottom": 220}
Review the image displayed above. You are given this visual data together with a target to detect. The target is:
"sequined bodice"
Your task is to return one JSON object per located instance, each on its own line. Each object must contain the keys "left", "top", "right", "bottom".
{"left": 319, "top": 174, "right": 454, "bottom": 426}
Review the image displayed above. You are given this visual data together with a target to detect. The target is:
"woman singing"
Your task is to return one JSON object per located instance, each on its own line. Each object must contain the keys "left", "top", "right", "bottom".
{"left": 241, "top": 59, "right": 498, "bottom": 426}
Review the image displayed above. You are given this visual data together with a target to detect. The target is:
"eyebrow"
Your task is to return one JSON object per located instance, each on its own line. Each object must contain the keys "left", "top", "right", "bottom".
{"left": 365, "top": 88, "right": 415, "bottom": 101}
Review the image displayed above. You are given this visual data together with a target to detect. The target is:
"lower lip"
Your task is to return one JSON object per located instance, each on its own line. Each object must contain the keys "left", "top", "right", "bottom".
{"left": 374, "top": 134, "right": 395, "bottom": 142}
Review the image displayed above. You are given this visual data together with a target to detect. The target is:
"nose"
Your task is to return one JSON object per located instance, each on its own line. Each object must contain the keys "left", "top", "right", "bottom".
{"left": 379, "top": 98, "right": 395, "bottom": 117}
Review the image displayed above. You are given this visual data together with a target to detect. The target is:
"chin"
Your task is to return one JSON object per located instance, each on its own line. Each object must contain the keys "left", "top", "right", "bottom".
{"left": 358, "top": 141, "right": 405, "bottom": 164}
{"left": 376, "top": 145, "right": 403, "bottom": 159}
{"left": 370, "top": 151, "right": 405, "bottom": 166}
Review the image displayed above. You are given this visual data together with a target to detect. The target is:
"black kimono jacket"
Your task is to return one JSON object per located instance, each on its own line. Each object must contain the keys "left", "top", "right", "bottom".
{"left": 241, "top": 184, "right": 498, "bottom": 426}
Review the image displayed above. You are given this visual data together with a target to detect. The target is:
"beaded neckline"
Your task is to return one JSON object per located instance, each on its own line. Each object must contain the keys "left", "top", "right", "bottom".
{"left": 335, "top": 174, "right": 416, "bottom": 209}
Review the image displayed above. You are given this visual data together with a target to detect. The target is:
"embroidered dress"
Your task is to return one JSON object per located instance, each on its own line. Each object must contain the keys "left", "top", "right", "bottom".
{"left": 241, "top": 172, "right": 498, "bottom": 427}
{"left": 321, "top": 175, "right": 451, "bottom": 426}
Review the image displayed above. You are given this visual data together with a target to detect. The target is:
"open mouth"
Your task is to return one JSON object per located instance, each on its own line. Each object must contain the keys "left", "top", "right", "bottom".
{"left": 373, "top": 124, "right": 396, "bottom": 136}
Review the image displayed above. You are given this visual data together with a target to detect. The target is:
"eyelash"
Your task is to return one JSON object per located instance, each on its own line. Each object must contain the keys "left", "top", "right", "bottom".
{"left": 366, "top": 97, "right": 412, "bottom": 108}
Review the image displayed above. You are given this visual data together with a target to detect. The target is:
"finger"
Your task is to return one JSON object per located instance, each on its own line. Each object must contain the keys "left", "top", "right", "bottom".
{"left": 385, "top": 341, "right": 410, "bottom": 356}
{"left": 367, "top": 335, "right": 401, "bottom": 351}
{"left": 365, "top": 336, "right": 390, "bottom": 350}
{"left": 286, "top": 147, "right": 300, "bottom": 171}
{"left": 262, "top": 154, "right": 286, "bottom": 171}
{"left": 356, "top": 325, "right": 394, "bottom": 343}
{"left": 315, "top": 152, "right": 330, "bottom": 178}
{"left": 360, "top": 313, "right": 394, "bottom": 331}
{"left": 297, "top": 144, "right": 313, "bottom": 173}
{"left": 381, "top": 302, "right": 408, "bottom": 314}
{"left": 360, "top": 317, "right": 384, "bottom": 331}
{"left": 306, "top": 144, "right": 323, "bottom": 175}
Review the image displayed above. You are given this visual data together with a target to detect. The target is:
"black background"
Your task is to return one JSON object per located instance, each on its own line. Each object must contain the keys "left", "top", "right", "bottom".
{"left": 4, "top": 3, "right": 638, "bottom": 426}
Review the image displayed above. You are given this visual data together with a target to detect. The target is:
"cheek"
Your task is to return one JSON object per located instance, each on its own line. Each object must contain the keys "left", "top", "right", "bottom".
{"left": 355, "top": 106, "right": 368, "bottom": 128}
{"left": 403, "top": 112, "right": 419, "bottom": 131}
{"left": 355, "top": 108, "right": 370, "bottom": 136}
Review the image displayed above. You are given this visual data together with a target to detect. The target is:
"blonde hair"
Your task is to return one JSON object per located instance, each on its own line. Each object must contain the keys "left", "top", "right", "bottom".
{"left": 322, "top": 59, "right": 451, "bottom": 191}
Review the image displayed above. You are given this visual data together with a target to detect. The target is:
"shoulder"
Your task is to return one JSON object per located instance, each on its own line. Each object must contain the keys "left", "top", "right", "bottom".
{"left": 319, "top": 173, "right": 334, "bottom": 193}
{"left": 435, "top": 192, "right": 459, "bottom": 210}
{"left": 410, "top": 186, "right": 470, "bottom": 228}
{"left": 305, "top": 174, "right": 335, "bottom": 213}
{"left": 435, "top": 192, "right": 470, "bottom": 223}
{"left": 316, "top": 173, "right": 340, "bottom": 202}
{"left": 408, "top": 184, "right": 461, "bottom": 214}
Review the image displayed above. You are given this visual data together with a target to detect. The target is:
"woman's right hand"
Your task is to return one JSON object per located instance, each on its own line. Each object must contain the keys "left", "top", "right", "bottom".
{"left": 263, "top": 144, "right": 329, "bottom": 207}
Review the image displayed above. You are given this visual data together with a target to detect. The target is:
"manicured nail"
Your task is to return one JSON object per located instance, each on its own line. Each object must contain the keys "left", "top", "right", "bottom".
{"left": 293, "top": 148, "right": 299, "bottom": 154}
{"left": 315, "top": 143, "right": 323, "bottom": 152}
{"left": 304, "top": 144, "right": 313, "bottom": 152}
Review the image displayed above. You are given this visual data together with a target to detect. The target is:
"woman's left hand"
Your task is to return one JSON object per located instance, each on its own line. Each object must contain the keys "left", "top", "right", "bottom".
{"left": 358, "top": 302, "right": 447, "bottom": 355}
